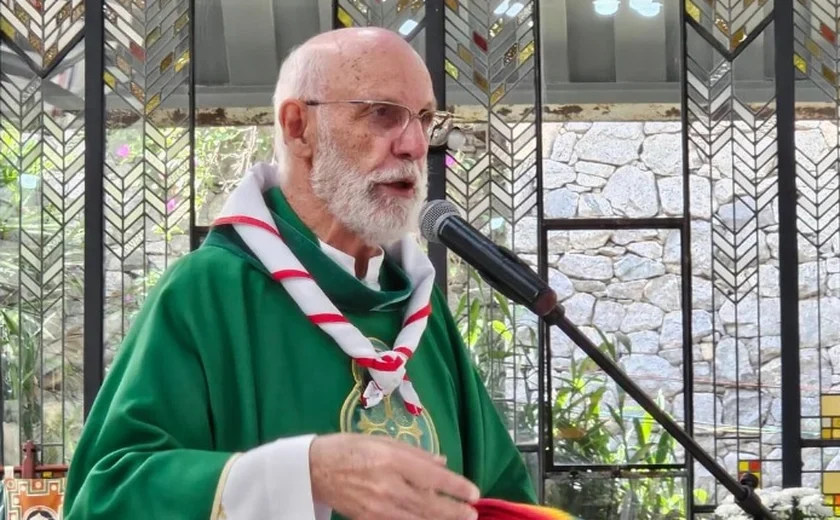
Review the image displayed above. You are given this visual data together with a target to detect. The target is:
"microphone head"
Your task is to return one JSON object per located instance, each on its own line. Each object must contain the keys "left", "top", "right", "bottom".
{"left": 419, "top": 199, "right": 460, "bottom": 244}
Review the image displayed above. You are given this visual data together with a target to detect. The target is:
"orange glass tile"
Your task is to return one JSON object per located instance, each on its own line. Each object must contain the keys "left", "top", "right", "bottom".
{"left": 808, "top": 39, "right": 822, "bottom": 59}
{"left": 824, "top": 472, "right": 840, "bottom": 494}
{"left": 823, "top": 395, "right": 840, "bottom": 416}
{"left": 160, "top": 52, "right": 173, "bottom": 73}
{"left": 472, "top": 70, "right": 489, "bottom": 93}
{"left": 834, "top": 495, "right": 840, "bottom": 505}
{"left": 794, "top": 53, "right": 807, "bottom": 74}
{"left": 731, "top": 27, "right": 746, "bottom": 49}
{"left": 823, "top": 65, "right": 837, "bottom": 86}
{"left": 749, "top": 460, "right": 761, "bottom": 472}
{"left": 337, "top": 6, "right": 353, "bottom": 27}
{"left": 685, "top": 0, "right": 700, "bottom": 22}
{"left": 458, "top": 44, "right": 474, "bottom": 66}
{"left": 130, "top": 41, "right": 145, "bottom": 62}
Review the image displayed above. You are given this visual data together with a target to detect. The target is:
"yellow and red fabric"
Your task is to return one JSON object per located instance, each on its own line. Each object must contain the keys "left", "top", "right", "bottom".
{"left": 475, "top": 498, "right": 579, "bottom": 519}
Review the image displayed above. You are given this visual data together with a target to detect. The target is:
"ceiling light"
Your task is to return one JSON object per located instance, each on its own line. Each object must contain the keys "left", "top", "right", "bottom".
{"left": 593, "top": 0, "right": 620, "bottom": 16}
{"left": 506, "top": 2, "right": 525, "bottom": 17}
{"left": 630, "top": 0, "right": 662, "bottom": 16}
{"left": 398, "top": 19, "right": 418, "bottom": 36}
{"left": 494, "top": 0, "right": 510, "bottom": 15}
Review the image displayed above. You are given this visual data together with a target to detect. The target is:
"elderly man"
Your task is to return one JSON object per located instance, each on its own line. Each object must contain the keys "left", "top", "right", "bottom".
{"left": 63, "top": 27, "right": 536, "bottom": 520}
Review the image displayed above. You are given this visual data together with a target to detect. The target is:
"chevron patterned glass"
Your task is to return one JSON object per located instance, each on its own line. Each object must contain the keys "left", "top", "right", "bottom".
{"left": 793, "top": 0, "right": 840, "bottom": 498}
{"left": 102, "top": 0, "right": 192, "bottom": 369}
{"left": 0, "top": 0, "right": 85, "bottom": 73}
{"left": 444, "top": 0, "right": 540, "bottom": 446}
{"left": 0, "top": 38, "right": 86, "bottom": 466}
{"left": 685, "top": 8, "right": 780, "bottom": 506}
{"left": 336, "top": 0, "right": 425, "bottom": 41}
{"left": 684, "top": 0, "right": 773, "bottom": 54}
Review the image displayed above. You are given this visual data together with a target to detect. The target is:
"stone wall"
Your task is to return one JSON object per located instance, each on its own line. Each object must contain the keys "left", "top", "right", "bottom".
{"left": 539, "top": 120, "right": 840, "bottom": 496}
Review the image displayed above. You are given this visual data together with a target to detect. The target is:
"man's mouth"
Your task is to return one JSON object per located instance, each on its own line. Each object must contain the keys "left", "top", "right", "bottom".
{"left": 376, "top": 179, "right": 416, "bottom": 198}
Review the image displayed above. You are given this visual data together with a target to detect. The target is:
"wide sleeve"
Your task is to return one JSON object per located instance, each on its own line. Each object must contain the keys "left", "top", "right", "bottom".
{"left": 61, "top": 254, "right": 321, "bottom": 520}
{"left": 433, "top": 290, "right": 539, "bottom": 505}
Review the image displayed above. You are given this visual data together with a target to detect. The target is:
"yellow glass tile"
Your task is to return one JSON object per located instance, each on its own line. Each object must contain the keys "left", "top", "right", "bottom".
{"left": 731, "top": 27, "right": 746, "bottom": 49}
{"left": 836, "top": 505, "right": 840, "bottom": 516}
{"left": 473, "top": 71, "right": 489, "bottom": 93}
{"left": 73, "top": 3, "right": 84, "bottom": 21}
{"left": 175, "top": 50, "right": 190, "bottom": 72}
{"left": 519, "top": 41, "right": 534, "bottom": 65}
{"left": 444, "top": 59, "right": 458, "bottom": 79}
{"left": 824, "top": 428, "right": 833, "bottom": 439}
{"left": 146, "top": 26, "right": 161, "bottom": 48}
{"left": 337, "top": 6, "right": 353, "bottom": 27}
{"left": 504, "top": 43, "right": 518, "bottom": 65}
{"left": 745, "top": 0, "right": 754, "bottom": 6}
{"left": 445, "top": 0, "right": 458, "bottom": 10}
{"left": 685, "top": 0, "right": 700, "bottom": 23}
{"left": 130, "top": 82, "right": 145, "bottom": 102}
{"left": 824, "top": 472, "right": 840, "bottom": 494}
{"left": 715, "top": 16, "right": 729, "bottom": 36}
{"left": 14, "top": 4, "right": 30, "bottom": 25}
{"left": 833, "top": 418, "right": 840, "bottom": 427}
{"left": 833, "top": 428, "right": 840, "bottom": 439}
{"left": 44, "top": 44, "right": 57, "bottom": 65}
{"left": 146, "top": 93, "right": 161, "bottom": 113}
{"left": 823, "top": 65, "right": 836, "bottom": 86}
{"left": 807, "top": 39, "right": 821, "bottom": 59}
{"left": 175, "top": 11, "right": 189, "bottom": 33}
{"left": 57, "top": 4, "right": 70, "bottom": 24}
{"left": 738, "top": 461, "right": 749, "bottom": 472}
{"left": 458, "top": 44, "right": 473, "bottom": 66}
{"left": 28, "top": 33, "right": 43, "bottom": 54}
{"left": 160, "top": 52, "right": 173, "bottom": 73}
{"left": 822, "top": 395, "right": 840, "bottom": 416}
{"left": 490, "top": 85, "right": 505, "bottom": 105}
{"left": 397, "top": 0, "right": 411, "bottom": 12}
{"left": 0, "top": 19, "right": 14, "bottom": 39}
{"left": 794, "top": 53, "right": 807, "bottom": 74}
{"left": 103, "top": 71, "right": 116, "bottom": 89}
{"left": 490, "top": 18, "right": 504, "bottom": 38}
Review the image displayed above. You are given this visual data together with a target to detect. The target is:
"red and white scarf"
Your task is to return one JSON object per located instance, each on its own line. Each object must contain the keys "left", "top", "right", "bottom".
{"left": 212, "top": 163, "right": 435, "bottom": 415}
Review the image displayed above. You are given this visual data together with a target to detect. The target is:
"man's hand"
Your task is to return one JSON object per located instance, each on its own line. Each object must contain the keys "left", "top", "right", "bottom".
{"left": 310, "top": 433, "right": 480, "bottom": 520}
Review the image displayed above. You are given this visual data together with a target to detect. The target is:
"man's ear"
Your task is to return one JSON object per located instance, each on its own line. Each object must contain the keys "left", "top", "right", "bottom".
{"left": 278, "top": 100, "right": 314, "bottom": 160}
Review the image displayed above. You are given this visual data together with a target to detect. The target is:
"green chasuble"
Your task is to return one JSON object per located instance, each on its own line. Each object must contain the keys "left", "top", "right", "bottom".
{"left": 63, "top": 187, "right": 536, "bottom": 519}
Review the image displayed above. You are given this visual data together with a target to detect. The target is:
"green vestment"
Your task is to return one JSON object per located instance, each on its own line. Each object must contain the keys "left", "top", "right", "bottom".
{"left": 63, "top": 187, "right": 536, "bottom": 519}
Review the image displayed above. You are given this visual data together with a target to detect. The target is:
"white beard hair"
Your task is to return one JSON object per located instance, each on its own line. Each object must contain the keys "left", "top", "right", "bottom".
{"left": 310, "top": 128, "right": 428, "bottom": 247}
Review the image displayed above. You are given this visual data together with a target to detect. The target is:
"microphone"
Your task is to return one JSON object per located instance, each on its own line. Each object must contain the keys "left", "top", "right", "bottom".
{"left": 419, "top": 200, "right": 557, "bottom": 317}
{"left": 419, "top": 198, "right": 778, "bottom": 520}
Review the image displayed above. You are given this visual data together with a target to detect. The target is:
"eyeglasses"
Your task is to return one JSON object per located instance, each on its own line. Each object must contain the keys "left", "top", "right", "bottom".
{"left": 304, "top": 99, "right": 454, "bottom": 146}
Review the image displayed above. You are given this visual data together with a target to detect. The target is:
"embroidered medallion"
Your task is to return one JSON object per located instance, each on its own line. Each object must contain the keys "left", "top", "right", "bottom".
{"left": 340, "top": 338, "right": 439, "bottom": 454}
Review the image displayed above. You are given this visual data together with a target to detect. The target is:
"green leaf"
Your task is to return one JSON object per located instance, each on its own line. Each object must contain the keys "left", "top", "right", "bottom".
{"left": 493, "top": 292, "right": 512, "bottom": 321}
{"left": 654, "top": 431, "right": 671, "bottom": 464}
{"left": 491, "top": 319, "right": 513, "bottom": 342}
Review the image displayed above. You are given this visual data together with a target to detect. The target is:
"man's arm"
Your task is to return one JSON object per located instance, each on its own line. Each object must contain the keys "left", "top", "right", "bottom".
{"left": 62, "top": 257, "right": 321, "bottom": 520}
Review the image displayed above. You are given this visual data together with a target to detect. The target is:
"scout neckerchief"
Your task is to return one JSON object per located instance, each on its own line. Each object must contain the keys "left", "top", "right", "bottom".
{"left": 212, "top": 163, "right": 434, "bottom": 415}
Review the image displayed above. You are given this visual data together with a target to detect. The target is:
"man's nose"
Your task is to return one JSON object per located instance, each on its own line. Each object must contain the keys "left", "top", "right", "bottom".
{"left": 392, "top": 119, "right": 428, "bottom": 162}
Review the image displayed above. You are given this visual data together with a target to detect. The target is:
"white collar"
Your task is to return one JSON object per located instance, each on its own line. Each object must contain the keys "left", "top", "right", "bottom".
{"left": 319, "top": 240, "right": 384, "bottom": 290}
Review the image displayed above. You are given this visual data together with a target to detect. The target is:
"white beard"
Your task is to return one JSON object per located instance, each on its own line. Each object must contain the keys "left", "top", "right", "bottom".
{"left": 310, "top": 130, "right": 428, "bottom": 246}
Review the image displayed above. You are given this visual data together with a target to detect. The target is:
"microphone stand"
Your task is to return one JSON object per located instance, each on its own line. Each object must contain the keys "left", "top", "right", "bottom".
{"left": 469, "top": 244, "right": 777, "bottom": 520}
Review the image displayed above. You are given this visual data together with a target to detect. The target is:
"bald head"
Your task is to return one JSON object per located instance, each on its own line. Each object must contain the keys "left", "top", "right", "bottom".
{"left": 272, "top": 28, "right": 436, "bottom": 166}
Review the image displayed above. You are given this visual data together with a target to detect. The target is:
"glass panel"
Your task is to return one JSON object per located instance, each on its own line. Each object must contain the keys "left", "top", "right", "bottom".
{"left": 794, "top": 0, "right": 840, "bottom": 499}
{"left": 685, "top": 15, "right": 781, "bottom": 506}
{"left": 547, "top": 230, "right": 686, "bottom": 468}
{"left": 102, "top": 0, "right": 193, "bottom": 368}
{"left": 0, "top": 38, "right": 85, "bottom": 464}
{"left": 544, "top": 473, "right": 689, "bottom": 519}
{"left": 445, "top": 0, "right": 540, "bottom": 445}
{"left": 0, "top": 0, "right": 85, "bottom": 73}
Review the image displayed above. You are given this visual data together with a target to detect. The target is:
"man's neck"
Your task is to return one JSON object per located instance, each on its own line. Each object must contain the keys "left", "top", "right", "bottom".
{"left": 281, "top": 178, "right": 380, "bottom": 279}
